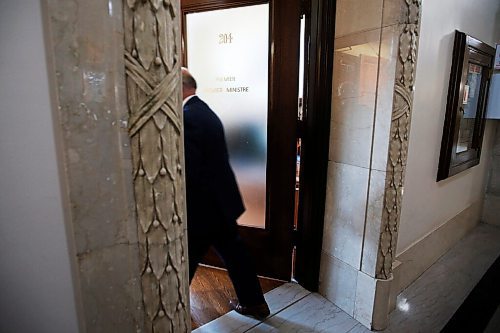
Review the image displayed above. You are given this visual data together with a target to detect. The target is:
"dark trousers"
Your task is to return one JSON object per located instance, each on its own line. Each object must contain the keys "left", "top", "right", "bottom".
{"left": 188, "top": 219, "right": 265, "bottom": 306}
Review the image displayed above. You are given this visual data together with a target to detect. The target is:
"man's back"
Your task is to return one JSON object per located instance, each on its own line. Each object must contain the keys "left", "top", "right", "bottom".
{"left": 183, "top": 96, "right": 245, "bottom": 229}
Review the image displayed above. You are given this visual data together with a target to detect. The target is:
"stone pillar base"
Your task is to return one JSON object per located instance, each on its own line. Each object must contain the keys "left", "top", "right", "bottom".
{"left": 353, "top": 272, "right": 393, "bottom": 331}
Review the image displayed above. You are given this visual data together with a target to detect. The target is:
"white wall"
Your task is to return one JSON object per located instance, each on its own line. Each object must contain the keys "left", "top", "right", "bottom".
{"left": 398, "top": 0, "right": 500, "bottom": 253}
{"left": 0, "top": 2, "right": 79, "bottom": 332}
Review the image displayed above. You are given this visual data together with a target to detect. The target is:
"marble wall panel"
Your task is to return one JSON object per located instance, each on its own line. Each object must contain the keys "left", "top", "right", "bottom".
{"left": 330, "top": 29, "right": 381, "bottom": 169}
{"left": 361, "top": 25, "right": 401, "bottom": 276}
{"left": 361, "top": 170, "right": 387, "bottom": 276}
{"left": 44, "top": 0, "right": 143, "bottom": 331}
{"left": 354, "top": 270, "right": 393, "bottom": 330}
{"left": 78, "top": 244, "right": 143, "bottom": 332}
{"left": 371, "top": 25, "right": 400, "bottom": 172}
{"left": 46, "top": 0, "right": 137, "bottom": 254}
{"left": 382, "top": 0, "right": 411, "bottom": 27}
{"left": 321, "top": 0, "right": 422, "bottom": 329}
{"left": 335, "top": 0, "right": 383, "bottom": 37}
{"left": 353, "top": 271, "right": 376, "bottom": 327}
{"left": 329, "top": 99, "right": 375, "bottom": 169}
{"left": 319, "top": 251, "right": 358, "bottom": 316}
{"left": 323, "top": 162, "right": 370, "bottom": 268}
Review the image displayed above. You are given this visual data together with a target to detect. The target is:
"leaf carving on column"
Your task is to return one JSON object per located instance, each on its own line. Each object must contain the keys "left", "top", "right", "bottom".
{"left": 160, "top": 125, "right": 179, "bottom": 181}
{"left": 409, "top": 0, "right": 421, "bottom": 23}
{"left": 154, "top": 316, "right": 173, "bottom": 333}
{"left": 150, "top": 0, "right": 163, "bottom": 11}
{"left": 140, "top": 120, "right": 162, "bottom": 184}
{"left": 399, "top": 30, "right": 411, "bottom": 64}
{"left": 137, "top": 230, "right": 149, "bottom": 270}
{"left": 153, "top": 177, "right": 175, "bottom": 229}
{"left": 157, "top": 7, "right": 176, "bottom": 71}
{"left": 133, "top": 5, "right": 158, "bottom": 71}
{"left": 148, "top": 227, "right": 169, "bottom": 279}
{"left": 160, "top": 267, "right": 180, "bottom": 319}
{"left": 127, "top": 0, "right": 138, "bottom": 9}
{"left": 153, "top": 112, "right": 168, "bottom": 130}
{"left": 135, "top": 177, "right": 155, "bottom": 233}
{"left": 169, "top": 237, "right": 183, "bottom": 272}
{"left": 376, "top": 0, "right": 422, "bottom": 280}
{"left": 141, "top": 269, "right": 161, "bottom": 320}
{"left": 123, "top": 0, "right": 189, "bottom": 331}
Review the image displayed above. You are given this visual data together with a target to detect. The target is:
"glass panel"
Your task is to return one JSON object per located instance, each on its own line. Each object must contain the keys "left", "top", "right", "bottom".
{"left": 456, "top": 63, "right": 483, "bottom": 153}
{"left": 186, "top": 4, "right": 269, "bottom": 228}
{"left": 294, "top": 16, "right": 305, "bottom": 232}
{"left": 298, "top": 15, "right": 305, "bottom": 121}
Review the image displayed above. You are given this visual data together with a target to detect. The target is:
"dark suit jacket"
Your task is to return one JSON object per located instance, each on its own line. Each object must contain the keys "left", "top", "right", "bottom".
{"left": 183, "top": 96, "right": 245, "bottom": 231}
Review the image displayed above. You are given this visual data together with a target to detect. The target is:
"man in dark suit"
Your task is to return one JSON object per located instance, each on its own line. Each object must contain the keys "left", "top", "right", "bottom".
{"left": 182, "top": 68, "right": 270, "bottom": 318}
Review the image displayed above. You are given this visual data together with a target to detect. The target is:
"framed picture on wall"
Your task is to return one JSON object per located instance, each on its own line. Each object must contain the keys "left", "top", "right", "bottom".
{"left": 437, "top": 31, "right": 495, "bottom": 181}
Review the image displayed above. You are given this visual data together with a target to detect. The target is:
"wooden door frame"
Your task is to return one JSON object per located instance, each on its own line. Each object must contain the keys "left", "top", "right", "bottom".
{"left": 180, "top": 0, "right": 301, "bottom": 281}
{"left": 180, "top": 0, "right": 337, "bottom": 287}
{"left": 295, "top": 0, "right": 336, "bottom": 291}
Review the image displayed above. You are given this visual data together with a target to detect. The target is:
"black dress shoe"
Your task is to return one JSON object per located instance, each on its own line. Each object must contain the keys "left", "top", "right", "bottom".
{"left": 229, "top": 300, "right": 270, "bottom": 319}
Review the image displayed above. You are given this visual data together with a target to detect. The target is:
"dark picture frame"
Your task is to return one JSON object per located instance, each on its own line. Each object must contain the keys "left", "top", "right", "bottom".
{"left": 437, "top": 31, "right": 495, "bottom": 181}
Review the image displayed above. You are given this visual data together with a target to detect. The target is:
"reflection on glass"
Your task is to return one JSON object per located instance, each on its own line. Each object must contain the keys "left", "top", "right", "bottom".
{"left": 186, "top": 4, "right": 269, "bottom": 228}
{"left": 333, "top": 38, "right": 380, "bottom": 107}
{"left": 456, "top": 63, "right": 483, "bottom": 153}
{"left": 294, "top": 16, "right": 306, "bottom": 233}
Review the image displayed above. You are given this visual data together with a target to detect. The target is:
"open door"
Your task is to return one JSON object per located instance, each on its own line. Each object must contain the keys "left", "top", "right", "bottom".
{"left": 181, "top": 0, "right": 302, "bottom": 280}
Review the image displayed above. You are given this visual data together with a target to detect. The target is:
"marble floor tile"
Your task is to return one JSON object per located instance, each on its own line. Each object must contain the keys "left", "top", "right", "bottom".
{"left": 247, "top": 293, "right": 360, "bottom": 333}
{"left": 346, "top": 323, "right": 371, "bottom": 333}
{"left": 436, "top": 224, "right": 500, "bottom": 281}
{"left": 193, "top": 283, "right": 310, "bottom": 333}
{"left": 193, "top": 310, "right": 261, "bottom": 333}
{"left": 264, "top": 282, "right": 312, "bottom": 312}
{"left": 194, "top": 223, "right": 500, "bottom": 333}
{"left": 382, "top": 224, "right": 500, "bottom": 332}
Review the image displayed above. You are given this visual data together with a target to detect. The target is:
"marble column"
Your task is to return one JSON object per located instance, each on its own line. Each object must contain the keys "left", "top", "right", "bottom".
{"left": 319, "top": 0, "right": 422, "bottom": 330}
{"left": 122, "top": 0, "right": 190, "bottom": 332}
{"left": 43, "top": 0, "right": 190, "bottom": 331}
{"left": 43, "top": 0, "right": 143, "bottom": 332}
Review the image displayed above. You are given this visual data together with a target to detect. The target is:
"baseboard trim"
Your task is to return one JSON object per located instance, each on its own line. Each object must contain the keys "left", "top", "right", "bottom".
{"left": 390, "top": 200, "right": 483, "bottom": 310}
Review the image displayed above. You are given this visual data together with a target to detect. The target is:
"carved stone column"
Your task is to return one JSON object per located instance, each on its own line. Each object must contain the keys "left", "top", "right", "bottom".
{"left": 122, "top": 1, "right": 190, "bottom": 332}
{"left": 376, "top": 0, "right": 422, "bottom": 281}
{"left": 368, "top": 1, "right": 422, "bottom": 329}
{"left": 319, "top": 0, "right": 422, "bottom": 330}
{"left": 352, "top": 1, "right": 424, "bottom": 330}
{"left": 43, "top": 0, "right": 145, "bottom": 331}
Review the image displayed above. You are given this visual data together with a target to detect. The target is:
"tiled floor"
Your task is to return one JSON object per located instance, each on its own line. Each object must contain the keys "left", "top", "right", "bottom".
{"left": 193, "top": 223, "right": 500, "bottom": 332}
{"left": 382, "top": 223, "right": 500, "bottom": 332}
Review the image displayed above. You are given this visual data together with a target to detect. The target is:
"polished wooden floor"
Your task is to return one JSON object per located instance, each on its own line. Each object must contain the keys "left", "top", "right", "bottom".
{"left": 190, "top": 265, "right": 284, "bottom": 329}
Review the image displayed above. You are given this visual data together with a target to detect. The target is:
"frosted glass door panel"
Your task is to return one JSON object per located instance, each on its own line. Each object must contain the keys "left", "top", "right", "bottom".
{"left": 186, "top": 4, "right": 269, "bottom": 228}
